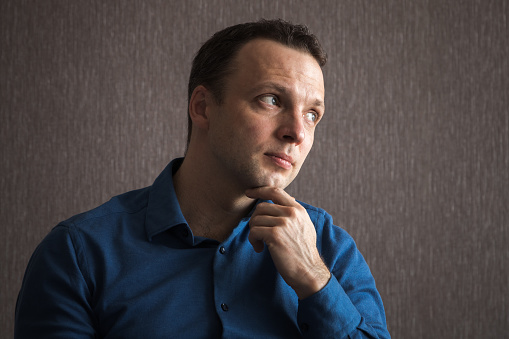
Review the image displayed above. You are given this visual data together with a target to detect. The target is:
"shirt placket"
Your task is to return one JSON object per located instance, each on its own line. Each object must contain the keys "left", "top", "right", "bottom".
{"left": 211, "top": 219, "right": 250, "bottom": 337}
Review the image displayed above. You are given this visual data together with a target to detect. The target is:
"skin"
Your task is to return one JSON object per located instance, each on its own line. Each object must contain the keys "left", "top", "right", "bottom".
{"left": 174, "top": 38, "right": 330, "bottom": 299}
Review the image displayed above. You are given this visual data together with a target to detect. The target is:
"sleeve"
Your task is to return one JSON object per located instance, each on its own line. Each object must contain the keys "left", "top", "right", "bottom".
{"left": 15, "top": 224, "right": 98, "bottom": 338}
{"left": 296, "top": 210, "right": 391, "bottom": 339}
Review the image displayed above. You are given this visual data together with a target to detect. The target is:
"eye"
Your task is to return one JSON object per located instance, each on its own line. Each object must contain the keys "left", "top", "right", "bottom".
{"left": 304, "top": 112, "right": 318, "bottom": 123}
{"left": 259, "top": 95, "right": 279, "bottom": 106}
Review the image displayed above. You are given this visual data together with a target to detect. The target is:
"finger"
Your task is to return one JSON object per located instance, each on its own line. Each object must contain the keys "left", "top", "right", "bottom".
{"left": 248, "top": 226, "right": 270, "bottom": 253}
{"left": 245, "top": 186, "right": 297, "bottom": 206}
{"left": 249, "top": 214, "right": 283, "bottom": 228}
{"left": 251, "top": 202, "right": 289, "bottom": 218}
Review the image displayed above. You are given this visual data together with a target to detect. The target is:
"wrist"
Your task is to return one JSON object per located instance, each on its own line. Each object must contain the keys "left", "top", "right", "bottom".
{"left": 294, "top": 262, "right": 331, "bottom": 300}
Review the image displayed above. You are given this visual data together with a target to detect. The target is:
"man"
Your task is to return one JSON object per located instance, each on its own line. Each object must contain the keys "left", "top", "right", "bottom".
{"left": 15, "top": 19, "right": 390, "bottom": 338}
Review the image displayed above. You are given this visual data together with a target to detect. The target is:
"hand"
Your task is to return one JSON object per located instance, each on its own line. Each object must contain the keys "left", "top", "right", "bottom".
{"left": 245, "top": 186, "right": 331, "bottom": 299}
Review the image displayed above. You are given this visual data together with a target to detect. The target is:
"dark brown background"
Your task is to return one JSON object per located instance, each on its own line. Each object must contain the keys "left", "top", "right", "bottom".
{"left": 1, "top": 1, "right": 508, "bottom": 338}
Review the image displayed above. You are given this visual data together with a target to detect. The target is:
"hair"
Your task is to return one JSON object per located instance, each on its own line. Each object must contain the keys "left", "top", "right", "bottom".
{"left": 186, "top": 19, "right": 327, "bottom": 148}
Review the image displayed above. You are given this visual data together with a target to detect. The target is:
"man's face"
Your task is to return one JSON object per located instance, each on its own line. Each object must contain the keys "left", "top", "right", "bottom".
{"left": 206, "top": 39, "right": 325, "bottom": 190}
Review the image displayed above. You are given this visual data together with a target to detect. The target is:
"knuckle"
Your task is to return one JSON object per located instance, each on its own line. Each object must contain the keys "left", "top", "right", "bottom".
{"left": 287, "top": 207, "right": 298, "bottom": 218}
{"left": 272, "top": 186, "right": 283, "bottom": 194}
{"left": 258, "top": 202, "right": 270, "bottom": 210}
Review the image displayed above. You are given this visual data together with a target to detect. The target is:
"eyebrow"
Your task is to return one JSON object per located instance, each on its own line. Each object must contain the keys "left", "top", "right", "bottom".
{"left": 312, "top": 98, "right": 325, "bottom": 108}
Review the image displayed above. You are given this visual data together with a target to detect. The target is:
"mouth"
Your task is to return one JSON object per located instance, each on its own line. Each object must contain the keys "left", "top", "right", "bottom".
{"left": 265, "top": 153, "right": 294, "bottom": 170}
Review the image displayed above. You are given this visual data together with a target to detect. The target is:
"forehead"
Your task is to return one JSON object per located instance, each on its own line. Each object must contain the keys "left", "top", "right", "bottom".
{"left": 227, "top": 39, "right": 324, "bottom": 96}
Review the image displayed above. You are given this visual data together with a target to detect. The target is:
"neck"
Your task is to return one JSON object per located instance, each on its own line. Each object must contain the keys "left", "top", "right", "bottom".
{"left": 173, "top": 152, "right": 255, "bottom": 242}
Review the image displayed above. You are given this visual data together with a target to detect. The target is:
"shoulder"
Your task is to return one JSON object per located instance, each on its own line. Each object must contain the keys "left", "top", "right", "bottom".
{"left": 39, "top": 186, "right": 152, "bottom": 277}
{"left": 296, "top": 200, "right": 359, "bottom": 256}
{"left": 297, "top": 200, "right": 328, "bottom": 221}
{"left": 296, "top": 200, "right": 340, "bottom": 236}
{"left": 59, "top": 186, "right": 151, "bottom": 232}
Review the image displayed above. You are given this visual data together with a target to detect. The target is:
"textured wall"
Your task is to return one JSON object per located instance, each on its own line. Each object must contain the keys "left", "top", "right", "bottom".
{"left": 1, "top": 1, "right": 508, "bottom": 338}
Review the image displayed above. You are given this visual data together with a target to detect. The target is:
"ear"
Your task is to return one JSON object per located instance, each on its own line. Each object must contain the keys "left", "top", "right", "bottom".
{"left": 188, "top": 85, "right": 213, "bottom": 131}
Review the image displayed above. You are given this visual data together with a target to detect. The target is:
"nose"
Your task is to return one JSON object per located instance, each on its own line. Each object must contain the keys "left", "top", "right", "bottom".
{"left": 276, "top": 110, "right": 306, "bottom": 145}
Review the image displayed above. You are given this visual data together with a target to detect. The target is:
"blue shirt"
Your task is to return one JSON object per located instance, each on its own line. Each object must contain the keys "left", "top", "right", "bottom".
{"left": 15, "top": 158, "right": 390, "bottom": 338}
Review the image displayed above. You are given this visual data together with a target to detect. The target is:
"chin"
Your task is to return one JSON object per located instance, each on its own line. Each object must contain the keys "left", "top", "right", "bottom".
{"left": 251, "top": 173, "right": 293, "bottom": 189}
{"left": 240, "top": 161, "right": 298, "bottom": 189}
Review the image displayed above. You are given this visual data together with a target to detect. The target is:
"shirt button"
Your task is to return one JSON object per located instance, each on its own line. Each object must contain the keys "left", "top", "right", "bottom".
{"left": 219, "top": 246, "right": 226, "bottom": 254}
{"left": 221, "top": 303, "right": 229, "bottom": 312}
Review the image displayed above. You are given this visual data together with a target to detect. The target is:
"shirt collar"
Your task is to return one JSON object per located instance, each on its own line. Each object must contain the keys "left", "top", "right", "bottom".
{"left": 144, "top": 157, "right": 270, "bottom": 242}
{"left": 145, "top": 158, "right": 188, "bottom": 241}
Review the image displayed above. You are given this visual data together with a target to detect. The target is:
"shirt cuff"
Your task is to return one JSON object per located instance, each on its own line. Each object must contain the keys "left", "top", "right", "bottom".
{"left": 297, "top": 274, "right": 361, "bottom": 338}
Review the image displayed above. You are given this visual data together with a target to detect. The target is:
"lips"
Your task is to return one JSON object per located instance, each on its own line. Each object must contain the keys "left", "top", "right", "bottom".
{"left": 265, "top": 153, "right": 294, "bottom": 170}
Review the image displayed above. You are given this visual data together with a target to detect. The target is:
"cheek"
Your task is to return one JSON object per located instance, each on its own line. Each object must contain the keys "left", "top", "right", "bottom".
{"left": 295, "top": 135, "right": 314, "bottom": 165}
{"left": 244, "top": 124, "right": 268, "bottom": 141}
{"left": 234, "top": 115, "right": 273, "bottom": 142}
{"left": 302, "top": 131, "right": 314, "bottom": 152}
